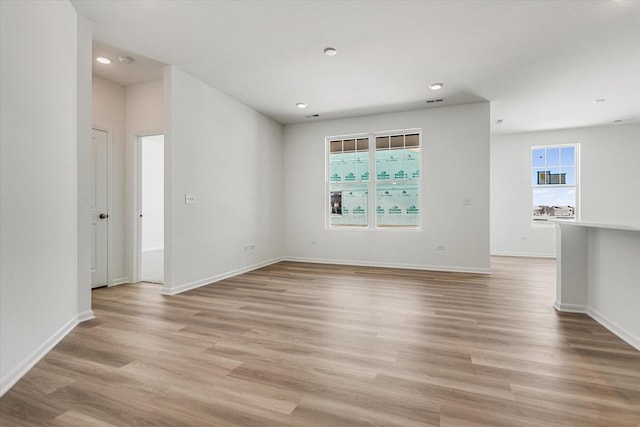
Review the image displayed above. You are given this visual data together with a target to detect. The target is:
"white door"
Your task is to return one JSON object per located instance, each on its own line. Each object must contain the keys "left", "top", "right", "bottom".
{"left": 91, "top": 128, "right": 108, "bottom": 288}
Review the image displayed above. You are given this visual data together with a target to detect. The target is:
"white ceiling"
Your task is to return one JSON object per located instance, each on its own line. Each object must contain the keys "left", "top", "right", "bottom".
{"left": 73, "top": 0, "right": 640, "bottom": 135}
{"left": 92, "top": 40, "right": 164, "bottom": 86}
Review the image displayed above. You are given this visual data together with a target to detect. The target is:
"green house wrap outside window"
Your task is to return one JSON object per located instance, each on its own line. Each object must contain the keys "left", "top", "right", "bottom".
{"left": 327, "top": 131, "right": 420, "bottom": 229}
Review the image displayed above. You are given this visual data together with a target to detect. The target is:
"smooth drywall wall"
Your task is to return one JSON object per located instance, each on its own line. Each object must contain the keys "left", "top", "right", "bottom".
{"left": 1, "top": 0, "right": 78, "bottom": 394}
{"left": 165, "top": 66, "right": 284, "bottom": 293}
{"left": 491, "top": 124, "right": 640, "bottom": 257}
{"left": 126, "top": 80, "right": 165, "bottom": 136}
{"left": 77, "top": 15, "right": 93, "bottom": 318}
{"left": 587, "top": 228, "right": 640, "bottom": 349}
{"left": 283, "top": 103, "right": 490, "bottom": 273}
{"left": 92, "top": 75, "right": 128, "bottom": 284}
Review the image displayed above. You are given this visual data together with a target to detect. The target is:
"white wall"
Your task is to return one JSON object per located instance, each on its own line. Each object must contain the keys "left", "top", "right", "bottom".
{"left": 141, "top": 135, "right": 165, "bottom": 251}
{"left": 126, "top": 80, "right": 165, "bottom": 136}
{"left": 92, "top": 76, "right": 128, "bottom": 284}
{"left": 580, "top": 125, "right": 640, "bottom": 225}
{"left": 0, "top": 0, "right": 79, "bottom": 394}
{"left": 165, "top": 66, "right": 284, "bottom": 293}
{"left": 491, "top": 124, "right": 640, "bottom": 257}
{"left": 587, "top": 228, "right": 640, "bottom": 349}
{"left": 282, "top": 103, "right": 490, "bottom": 273}
{"left": 77, "top": 15, "right": 93, "bottom": 318}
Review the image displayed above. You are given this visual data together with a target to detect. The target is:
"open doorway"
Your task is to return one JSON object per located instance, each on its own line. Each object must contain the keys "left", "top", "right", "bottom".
{"left": 139, "top": 134, "right": 164, "bottom": 283}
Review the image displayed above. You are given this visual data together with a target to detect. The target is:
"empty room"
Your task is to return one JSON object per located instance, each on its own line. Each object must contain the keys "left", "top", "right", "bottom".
{"left": 1, "top": 1, "right": 639, "bottom": 426}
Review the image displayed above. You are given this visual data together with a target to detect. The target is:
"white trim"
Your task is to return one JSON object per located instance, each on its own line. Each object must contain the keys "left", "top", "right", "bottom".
{"left": 531, "top": 221, "right": 557, "bottom": 229}
{"left": 1, "top": 314, "right": 78, "bottom": 397}
{"left": 108, "top": 277, "right": 130, "bottom": 287}
{"left": 162, "top": 257, "right": 284, "bottom": 295}
{"left": 326, "top": 129, "right": 423, "bottom": 232}
{"left": 77, "top": 310, "right": 96, "bottom": 322}
{"left": 283, "top": 256, "right": 490, "bottom": 274}
{"left": 142, "top": 246, "right": 164, "bottom": 253}
{"left": 587, "top": 307, "right": 640, "bottom": 351}
{"left": 553, "top": 301, "right": 586, "bottom": 313}
{"left": 133, "top": 132, "right": 165, "bottom": 284}
{"left": 133, "top": 134, "right": 142, "bottom": 283}
{"left": 491, "top": 251, "right": 556, "bottom": 259}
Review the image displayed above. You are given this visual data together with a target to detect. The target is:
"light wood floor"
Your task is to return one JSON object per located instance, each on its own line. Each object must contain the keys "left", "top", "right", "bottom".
{"left": 1, "top": 257, "right": 639, "bottom": 426}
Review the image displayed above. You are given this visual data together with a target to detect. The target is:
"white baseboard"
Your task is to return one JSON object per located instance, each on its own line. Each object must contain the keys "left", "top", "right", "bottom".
{"left": 491, "top": 251, "right": 556, "bottom": 259}
{"left": 77, "top": 310, "right": 95, "bottom": 322}
{"left": 162, "top": 257, "right": 284, "bottom": 295}
{"left": 282, "top": 256, "right": 491, "bottom": 274}
{"left": 554, "top": 301, "right": 586, "bottom": 313}
{"left": 0, "top": 313, "right": 79, "bottom": 397}
{"left": 162, "top": 256, "right": 490, "bottom": 295}
{"left": 587, "top": 307, "right": 640, "bottom": 351}
{"left": 109, "top": 277, "right": 130, "bottom": 287}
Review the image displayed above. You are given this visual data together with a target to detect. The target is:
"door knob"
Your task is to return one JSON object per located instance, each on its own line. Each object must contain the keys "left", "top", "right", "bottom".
{"left": 99, "top": 213, "right": 109, "bottom": 219}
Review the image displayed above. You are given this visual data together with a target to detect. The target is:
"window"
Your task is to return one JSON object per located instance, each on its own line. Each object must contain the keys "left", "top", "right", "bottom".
{"left": 327, "top": 130, "right": 420, "bottom": 229}
{"left": 328, "top": 137, "right": 370, "bottom": 227}
{"left": 531, "top": 144, "right": 578, "bottom": 221}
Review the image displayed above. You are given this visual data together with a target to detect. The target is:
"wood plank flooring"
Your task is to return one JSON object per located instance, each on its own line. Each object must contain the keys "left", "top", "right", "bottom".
{"left": 1, "top": 257, "right": 639, "bottom": 426}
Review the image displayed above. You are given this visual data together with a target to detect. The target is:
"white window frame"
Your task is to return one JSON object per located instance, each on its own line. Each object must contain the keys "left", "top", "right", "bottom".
{"left": 325, "top": 128, "right": 422, "bottom": 231}
{"left": 530, "top": 143, "right": 579, "bottom": 227}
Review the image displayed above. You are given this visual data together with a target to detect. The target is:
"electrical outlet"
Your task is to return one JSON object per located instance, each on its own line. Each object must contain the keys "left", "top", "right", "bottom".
{"left": 436, "top": 245, "right": 446, "bottom": 251}
{"left": 185, "top": 194, "right": 197, "bottom": 204}
{"left": 463, "top": 198, "right": 472, "bottom": 206}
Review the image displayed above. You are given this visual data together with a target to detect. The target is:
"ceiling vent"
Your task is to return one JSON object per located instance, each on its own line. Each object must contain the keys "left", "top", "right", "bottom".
{"left": 118, "top": 55, "right": 135, "bottom": 64}
{"left": 426, "top": 99, "right": 444, "bottom": 104}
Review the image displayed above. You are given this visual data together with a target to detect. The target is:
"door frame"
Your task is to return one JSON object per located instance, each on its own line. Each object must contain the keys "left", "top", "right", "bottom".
{"left": 132, "top": 131, "right": 165, "bottom": 283}
{"left": 91, "top": 126, "right": 112, "bottom": 287}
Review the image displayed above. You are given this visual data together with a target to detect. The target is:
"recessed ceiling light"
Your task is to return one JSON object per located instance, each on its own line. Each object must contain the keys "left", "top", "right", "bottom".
{"left": 323, "top": 47, "right": 337, "bottom": 56}
{"left": 429, "top": 82, "right": 443, "bottom": 90}
{"left": 296, "top": 103, "right": 308, "bottom": 109}
{"left": 96, "top": 57, "right": 112, "bottom": 65}
{"left": 593, "top": 98, "right": 606, "bottom": 103}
